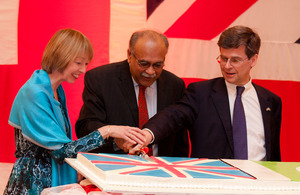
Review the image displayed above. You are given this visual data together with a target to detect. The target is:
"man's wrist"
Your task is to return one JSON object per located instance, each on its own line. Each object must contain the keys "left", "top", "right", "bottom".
{"left": 142, "top": 128, "right": 154, "bottom": 144}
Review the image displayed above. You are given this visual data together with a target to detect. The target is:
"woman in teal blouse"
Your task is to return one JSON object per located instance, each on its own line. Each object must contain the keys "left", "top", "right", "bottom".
{"left": 4, "top": 29, "right": 145, "bottom": 195}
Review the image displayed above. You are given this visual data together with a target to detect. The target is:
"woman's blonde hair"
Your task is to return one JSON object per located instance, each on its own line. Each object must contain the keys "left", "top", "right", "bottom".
{"left": 41, "top": 29, "right": 94, "bottom": 73}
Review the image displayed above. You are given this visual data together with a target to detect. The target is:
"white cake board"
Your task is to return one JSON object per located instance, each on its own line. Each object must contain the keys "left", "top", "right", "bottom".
{"left": 221, "top": 159, "right": 290, "bottom": 181}
{"left": 66, "top": 158, "right": 300, "bottom": 195}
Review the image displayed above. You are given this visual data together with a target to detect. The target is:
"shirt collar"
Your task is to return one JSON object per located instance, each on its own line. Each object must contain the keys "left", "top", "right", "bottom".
{"left": 132, "top": 77, "right": 156, "bottom": 89}
{"left": 225, "top": 78, "right": 253, "bottom": 95}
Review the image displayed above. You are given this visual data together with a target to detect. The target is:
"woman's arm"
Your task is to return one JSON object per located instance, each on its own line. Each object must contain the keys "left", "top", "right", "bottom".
{"left": 50, "top": 125, "right": 146, "bottom": 164}
{"left": 50, "top": 130, "right": 103, "bottom": 164}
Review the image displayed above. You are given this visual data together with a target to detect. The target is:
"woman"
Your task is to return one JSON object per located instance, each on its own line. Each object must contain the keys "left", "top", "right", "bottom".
{"left": 4, "top": 29, "right": 145, "bottom": 194}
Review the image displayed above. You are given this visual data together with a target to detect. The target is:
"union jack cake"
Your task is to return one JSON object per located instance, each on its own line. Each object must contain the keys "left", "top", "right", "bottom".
{"left": 77, "top": 152, "right": 255, "bottom": 188}
{"left": 69, "top": 153, "right": 300, "bottom": 194}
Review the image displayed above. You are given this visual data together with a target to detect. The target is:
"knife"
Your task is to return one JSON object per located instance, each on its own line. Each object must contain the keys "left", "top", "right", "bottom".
{"left": 136, "top": 147, "right": 155, "bottom": 162}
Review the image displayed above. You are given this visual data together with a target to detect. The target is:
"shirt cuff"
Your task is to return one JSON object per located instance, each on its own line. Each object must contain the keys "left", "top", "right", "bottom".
{"left": 143, "top": 128, "right": 155, "bottom": 144}
{"left": 112, "top": 139, "right": 121, "bottom": 151}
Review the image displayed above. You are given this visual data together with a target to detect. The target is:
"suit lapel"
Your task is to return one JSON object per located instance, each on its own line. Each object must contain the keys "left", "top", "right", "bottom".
{"left": 211, "top": 78, "right": 234, "bottom": 152}
{"left": 156, "top": 71, "right": 167, "bottom": 112}
{"left": 253, "top": 83, "right": 272, "bottom": 159}
{"left": 117, "top": 61, "right": 139, "bottom": 126}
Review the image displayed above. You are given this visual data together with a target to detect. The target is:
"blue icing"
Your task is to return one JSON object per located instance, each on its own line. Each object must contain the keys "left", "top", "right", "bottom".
{"left": 120, "top": 154, "right": 148, "bottom": 162}
{"left": 194, "top": 161, "right": 231, "bottom": 167}
{"left": 158, "top": 156, "right": 194, "bottom": 163}
{"left": 82, "top": 153, "right": 147, "bottom": 162}
{"left": 205, "top": 169, "right": 252, "bottom": 178}
{"left": 95, "top": 164, "right": 136, "bottom": 171}
{"left": 129, "top": 169, "right": 172, "bottom": 177}
{"left": 184, "top": 170, "right": 233, "bottom": 179}
{"left": 158, "top": 157, "right": 230, "bottom": 169}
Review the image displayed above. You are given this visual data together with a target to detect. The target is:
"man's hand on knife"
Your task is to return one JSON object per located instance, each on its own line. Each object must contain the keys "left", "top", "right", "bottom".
{"left": 114, "top": 129, "right": 153, "bottom": 154}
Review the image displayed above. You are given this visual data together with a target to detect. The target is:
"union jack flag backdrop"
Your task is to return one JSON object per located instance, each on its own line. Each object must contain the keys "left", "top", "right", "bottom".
{"left": 0, "top": 0, "right": 300, "bottom": 162}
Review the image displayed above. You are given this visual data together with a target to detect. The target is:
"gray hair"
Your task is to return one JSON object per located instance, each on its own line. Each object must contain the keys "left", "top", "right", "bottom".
{"left": 129, "top": 30, "right": 169, "bottom": 53}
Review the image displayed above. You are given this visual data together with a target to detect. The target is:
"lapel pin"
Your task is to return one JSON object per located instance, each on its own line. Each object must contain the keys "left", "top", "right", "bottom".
{"left": 266, "top": 107, "right": 271, "bottom": 112}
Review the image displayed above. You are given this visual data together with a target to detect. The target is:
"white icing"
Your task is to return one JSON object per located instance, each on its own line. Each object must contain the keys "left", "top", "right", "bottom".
{"left": 76, "top": 153, "right": 300, "bottom": 192}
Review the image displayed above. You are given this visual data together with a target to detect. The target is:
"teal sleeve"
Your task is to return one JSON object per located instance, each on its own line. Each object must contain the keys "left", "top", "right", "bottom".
{"left": 50, "top": 130, "right": 104, "bottom": 164}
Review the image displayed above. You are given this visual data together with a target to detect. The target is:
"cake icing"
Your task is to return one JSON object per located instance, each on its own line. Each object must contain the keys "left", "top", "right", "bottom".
{"left": 77, "top": 153, "right": 254, "bottom": 187}
{"left": 73, "top": 152, "right": 300, "bottom": 193}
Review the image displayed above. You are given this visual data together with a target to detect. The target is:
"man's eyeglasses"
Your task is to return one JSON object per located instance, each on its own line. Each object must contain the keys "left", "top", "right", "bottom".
{"left": 132, "top": 53, "right": 165, "bottom": 70}
{"left": 216, "top": 55, "right": 248, "bottom": 66}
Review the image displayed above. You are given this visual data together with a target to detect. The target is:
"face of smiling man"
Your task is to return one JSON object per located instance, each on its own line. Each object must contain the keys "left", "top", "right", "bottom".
{"left": 219, "top": 45, "right": 258, "bottom": 86}
{"left": 127, "top": 36, "right": 167, "bottom": 87}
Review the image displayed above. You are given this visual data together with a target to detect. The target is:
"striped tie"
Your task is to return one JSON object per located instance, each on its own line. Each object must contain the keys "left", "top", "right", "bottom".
{"left": 138, "top": 85, "right": 149, "bottom": 129}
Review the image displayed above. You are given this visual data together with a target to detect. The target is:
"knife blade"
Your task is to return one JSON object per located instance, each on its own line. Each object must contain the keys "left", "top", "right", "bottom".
{"left": 136, "top": 147, "right": 155, "bottom": 162}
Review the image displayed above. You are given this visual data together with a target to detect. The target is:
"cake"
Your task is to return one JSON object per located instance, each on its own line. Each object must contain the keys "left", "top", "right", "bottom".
{"left": 67, "top": 152, "right": 300, "bottom": 194}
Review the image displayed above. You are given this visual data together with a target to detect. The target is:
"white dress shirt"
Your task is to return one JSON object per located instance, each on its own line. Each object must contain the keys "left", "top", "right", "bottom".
{"left": 133, "top": 78, "right": 158, "bottom": 156}
{"left": 225, "top": 79, "right": 266, "bottom": 161}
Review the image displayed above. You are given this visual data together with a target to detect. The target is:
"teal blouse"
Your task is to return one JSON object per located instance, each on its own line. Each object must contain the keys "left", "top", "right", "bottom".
{"left": 5, "top": 70, "right": 105, "bottom": 194}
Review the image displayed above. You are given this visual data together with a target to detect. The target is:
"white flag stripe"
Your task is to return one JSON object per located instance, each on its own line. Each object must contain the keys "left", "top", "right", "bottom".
{"left": 162, "top": 0, "right": 300, "bottom": 81}
{"left": 255, "top": 42, "right": 300, "bottom": 81}
{"left": 165, "top": 38, "right": 300, "bottom": 81}
{"left": 146, "top": 0, "right": 196, "bottom": 33}
{"left": 110, "top": 0, "right": 300, "bottom": 81}
{"left": 225, "top": 0, "right": 300, "bottom": 43}
{"left": 0, "top": 0, "right": 19, "bottom": 65}
{"left": 110, "top": 0, "right": 146, "bottom": 62}
{"left": 165, "top": 38, "right": 221, "bottom": 79}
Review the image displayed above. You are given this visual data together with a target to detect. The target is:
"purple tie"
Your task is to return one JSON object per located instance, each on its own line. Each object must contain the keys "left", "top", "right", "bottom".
{"left": 232, "top": 86, "right": 248, "bottom": 159}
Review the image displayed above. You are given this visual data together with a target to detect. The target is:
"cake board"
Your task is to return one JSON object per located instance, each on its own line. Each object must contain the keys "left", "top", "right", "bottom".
{"left": 65, "top": 155, "right": 300, "bottom": 195}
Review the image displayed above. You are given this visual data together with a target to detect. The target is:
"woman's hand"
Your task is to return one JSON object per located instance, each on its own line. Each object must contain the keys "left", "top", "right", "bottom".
{"left": 98, "top": 125, "right": 146, "bottom": 146}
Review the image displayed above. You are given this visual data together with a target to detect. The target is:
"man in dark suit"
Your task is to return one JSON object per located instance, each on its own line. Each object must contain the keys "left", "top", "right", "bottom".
{"left": 130, "top": 26, "right": 282, "bottom": 161}
{"left": 75, "top": 29, "right": 189, "bottom": 157}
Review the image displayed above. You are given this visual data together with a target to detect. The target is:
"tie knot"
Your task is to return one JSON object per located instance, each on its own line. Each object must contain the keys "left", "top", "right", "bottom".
{"left": 236, "top": 86, "right": 245, "bottom": 96}
{"left": 139, "top": 85, "right": 147, "bottom": 93}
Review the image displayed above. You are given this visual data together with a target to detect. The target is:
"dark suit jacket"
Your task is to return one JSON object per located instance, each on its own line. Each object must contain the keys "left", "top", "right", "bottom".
{"left": 144, "top": 77, "right": 282, "bottom": 161}
{"left": 75, "top": 60, "right": 189, "bottom": 157}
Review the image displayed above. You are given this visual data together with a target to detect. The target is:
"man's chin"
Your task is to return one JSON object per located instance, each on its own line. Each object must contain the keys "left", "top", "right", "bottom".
{"left": 224, "top": 77, "right": 237, "bottom": 85}
{"left": 140, "top": 79, "right": 155, "bottom": 87}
